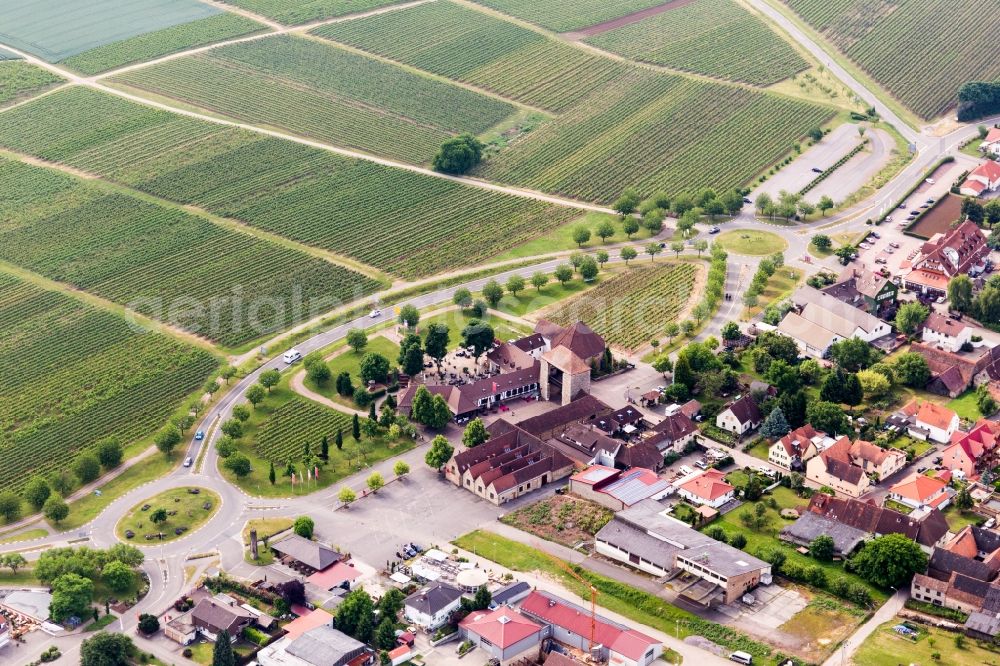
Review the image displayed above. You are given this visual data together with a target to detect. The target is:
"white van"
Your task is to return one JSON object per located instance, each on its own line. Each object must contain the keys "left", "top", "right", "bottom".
{"left": 282, "top": 349, "right": 302, "bottom": 364}
{"left": 729, "top": 651, "right": 753, "bottom": 664}
{"left": 679, "top": 465, "right": 694, "bottom": 477}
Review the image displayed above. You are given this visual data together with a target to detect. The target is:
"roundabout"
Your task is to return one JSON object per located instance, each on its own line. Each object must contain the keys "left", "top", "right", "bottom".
{"left": 714, "top": 228, "right": 788, "bottom": 256}
{"left": 115, "top": 486, "right": 221, "bottom": 545}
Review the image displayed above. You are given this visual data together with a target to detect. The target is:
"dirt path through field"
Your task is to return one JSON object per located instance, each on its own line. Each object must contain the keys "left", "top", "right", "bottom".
{"left": 562, "top": 0, "right": 697, "bottom": 39}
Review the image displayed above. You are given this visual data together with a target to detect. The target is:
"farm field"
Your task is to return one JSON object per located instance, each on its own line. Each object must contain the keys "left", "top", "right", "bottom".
{"left": 0, "top": 157, "right": 382, "bottom": 348}
{"left": 112, "top": 35, "right": 518, "bottom": 164}
{"left": 0, "top": 0, "right": 222, "bottom": 62}
{"left": 543, "top": 262, "right": 697, "bottom": 351}
{"left": 219, "top": 0, "right": 407, "bottom": 25}
{"left": 470, "top": 0, "right": 670, "bottom": 32}
{"left": 780, "top": 0, "right": 1000, "bottom": 119}
{"left": 0, "top": 87, "right": 575, "bottom": 279}
{"left": 0, "top": 272, "right": 218, "bottom": 493}
{"left": 587, "top": 0, "right": 809, "bottom": 86}
{"left": 0, "top": 61, "right": 62, "bottom": 107}
{"left": 313, "top": 0, "right": 631, "bottom": 112}
{"left": 62, "top": 13, "right": 268, "bottom": 75}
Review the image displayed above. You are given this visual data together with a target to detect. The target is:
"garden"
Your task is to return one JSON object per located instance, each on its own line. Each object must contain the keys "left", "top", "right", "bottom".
{"left": 853, "top": 620, "right": 1000, "bottom": 666}
{"left": 302, "top": 335, "right": 401, "bottom": 409}
{"left": 499, "top": 495, "right": 613, "bottom": 548}
{"left": 116, "top": 487, "right": 220, "bottom": 543}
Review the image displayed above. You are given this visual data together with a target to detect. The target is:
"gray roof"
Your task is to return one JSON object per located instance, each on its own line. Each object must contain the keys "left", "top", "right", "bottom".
{"left": 491, "top": 581, "right": 531, "bottom": 606}
{"left": 272, "top": 534, "right": 342, "bottom": 571}
{"left": 405, "top": 582, "right": 463, "bottom": 614}
{"left": 966, "top": 611, "right": 1000, "bottom": 637}
{"left": 191, "top": 599, "right": 255, "bottom": 635}
{"left": 778, "top": 511, "right": 867, "bottom": 555}
{"left": 286, "top": 625, "right": 366, "bottom": 665}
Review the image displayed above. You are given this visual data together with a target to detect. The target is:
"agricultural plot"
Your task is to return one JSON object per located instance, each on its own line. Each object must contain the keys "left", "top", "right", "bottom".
{"left": 0, "top": 272, "right": 218, "bottom": 492}
{"left": 0, "top": 62, "right": 62, "bottom": 108}
{"left": 62, "top": 13, "right": 267, "bottom": 75}
{"left": 314, "top": 1, "right": 632, "bottom": 112}
{"left": 587, "top": 0, "right": 808, "bottom": 86}
{"left": 471, "top": 0, "right": 670, "bottom": 32}
{"left": 782, "top": 0, "right": 1000, "bottom": 119}
{"left": 0, "top": 157, "right": 382, "bottom": 348}
{"left": 0, "top": 0, "right": 222, "bottom": 62}
{"left": 253, "top": 397, "right": 354, "bottom": 464}
{"left": 543, "top": 262, "right": 697, "bottom": 351}
{"left": 112, "top": 35, "right": 517, "bottom": 163}
{"left": 478, "top": 71, "right": 834, "bottom": 203}
{"left": 219, "top": 0, "right": 407, "bottom": 25}
{"left": 0, "top": 88, "right": 575, "bottom": 278}
{"left": 0, "top": 48, "right": 19, "bottom": 61}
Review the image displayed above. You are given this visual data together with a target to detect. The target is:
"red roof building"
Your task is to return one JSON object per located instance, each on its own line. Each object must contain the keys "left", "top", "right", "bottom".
{"left": 458, "top": 607, "right": 542, "bottom": 661}
{"left": 888, "top": 473, "right": 951, "bottom": 510}
{"left": 905, "top": 220, "right": 989, "bottom": 296}
{"left": 676, "top": 469, "right": 735, "bottom": 508}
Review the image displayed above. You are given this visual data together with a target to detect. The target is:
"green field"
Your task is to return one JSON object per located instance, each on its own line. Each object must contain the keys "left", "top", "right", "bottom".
{"left": 0, "top": 272, "right": 218, "bottom": 492}
{"left": 781, "top": 0, "right": 1000, "bottom": 119}
{"left": 0, "top": 0, "right": 223, "bottom": 62}
{"left": 544, "top": 262, "right": 697, "bottom": 351}
{"left": 0, "top": 157, "right": 381, "bottom": 347}
{"left": 220, "top": 0, "right": 406, "bottom": 24}
{"left": 62, "top": 13, "right": 267, "bottom": 75}
{"left": 588, "top": 0, "right": 809, "bottom": 86}
{"left": 418, "top": 310, "right": 532, "bottom": 350}
{"left": 314, "top": 1, "right": 631, "bottom": 112}
{"left": 112, "top": 35, "right": 518, "bottom": 164}
{"left": 854, "top": 621, "right": 1000, "bottom": 666}
{"left": 715, "top": 229, "right": 788, "bottom": 255}
{"left": 0, "top": 61, "right": 62, "bottom": 107}
{"left": 0, "top": 88, "right": 575, "bottom": 279}
{"left": 471, "top": 0, "right": 670, "bottom": 32}
{"left": 116, "top": 487, "right": 220, "bottom": 543}
{"left": 304, "top": 336, "right": 400, "bottom": 406}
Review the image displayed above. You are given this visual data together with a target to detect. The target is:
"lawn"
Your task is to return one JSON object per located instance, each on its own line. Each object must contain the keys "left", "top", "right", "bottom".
{"left": 942, "top": 505, "right": 983, "bottom": 533}
{"left": 304, "top": 336, "right": 400, "bottom": 407}
{"left": 743, "top": 267, "right": 802, "bottom": 320}
{"left": 947, "top": 389, "right": 984, "bottom": 422}
{"left": 715, "top": 230, "right": 788, "bottom": 256}
{"left": 493, "top": 278, "right": 596, "bottom": 318}
{"left": 493, "top": 212, "right": 658, "bottom": 261}
{"left": 418, "top": 310, "right": 531, "bottom": 351}
{"left": 746, "top": 439, "right": 772, "bottom": 462}
{"left": 854, "top": 620, "right": 1000, "bottom": 666}
{"left": 115, "top": 487, "right": 221, "bottom": 544}
{"left": 242, "top": 517, "right": 293, "bottom": 565}
{"left": 0, "top": 528, "right": 48, "bottom": 545}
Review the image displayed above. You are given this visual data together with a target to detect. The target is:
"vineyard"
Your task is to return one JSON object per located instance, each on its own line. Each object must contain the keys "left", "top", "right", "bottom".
{"left": 0, "top": 157, "right": 382, "bottom": 348}
{"left": 0, "top": 61, "right": 62, "bottom": 107}
{"left": 544, "top": 262, "right": 697, "bottom": 351}
{"left": 471, "top": 0, "right": 670, "bottom": 32}
{"left": 587, "top": 0, "right": 808, "bottom": 86}
{"left": 313, "top": 1, "right": 632, "bottom": 112}
{"left": 478, "top": 72, "right": 834, "bottom": 203}
{"left": 0, "top": 88, "right": 575, "bottom": 278}
{"left": 219, "top": 0, "right": 407, "bottom": 25}
{"left": 62, "top": 13, "right": 267, "bottom": 75}
{"left": 0, "top": 272, "right": 218, "bottom": 492}
{"left": 782, "top": 0, "right": 1000, "bottom": 119}
{"left": 0, "top": 0, "right": 222, "bottom": 62}
{"left": 112, "top": 35, "right": 517, "bottom": 164}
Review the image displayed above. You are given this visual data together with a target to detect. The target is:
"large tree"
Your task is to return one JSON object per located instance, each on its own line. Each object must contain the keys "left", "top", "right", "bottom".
{"left": 101, "top": 560, "right": 136, "bottom": 594}
{"left": 50, "top": 572, "right": 95, "bottom": 622}
{"left": 760, "top": 407, "right": 790, "bottom": 440}
{"left": 431, "top": 134, "right": 483, "bottom": 174}
{"left": 424, "top": 324, "right": 450, "bottom": 372}
{"left": 81, "top": 632, "right": 134, "bottom": 666}
{"left": 462, "top": 320, "right": 495, "bottom": 360}
{"left": 96, "top": 437, "right": 123, "bottom": 469}
{"left": 806, "top": 400, "right": 849, "bottom": 436}
{"left": 335, "top": 589, "right": 375, "bottom": 641}
{"left": 154, "top": 423, "right": 182, "bottom": 457}
{"left": 482, "top": 280, "right": 504, "bottom": 307}
{"left": 359, "top": 352, "right": 390, "bottom": 385}
{"left": 212, "top": 630, "right": 236, "bottom": 666}
{"left": 850, "top": 533, "right": 927, "bottom": 589}
{"left": 894, "top": 302, "right": 929, "bottom": 335}
{"left": 829, "top": 337, "right": 876, "bottom": 372}
{"left": 948, "top": 274, "right": 975, "bottom": 313}
{"left": 462, "top": 418, "right": 489, "bottom": 447}
{"left": 425, "top": 435, "right": 454, "bottom": 470}
{"left": 809, "top": 535, "right": 835, "bottom": 562}
{"left": 893, "top": 352, "right": 931, "bottom": 388}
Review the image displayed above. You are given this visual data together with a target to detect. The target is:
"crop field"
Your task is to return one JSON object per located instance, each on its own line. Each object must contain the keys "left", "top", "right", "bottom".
{"left": 588, "top": 0, "right": 808, "bottom": 86}
{"left": 471, "top": 0, "right": 671, "bottom": 32}
{"left": 0, "top": 272, "right": 218, "bottom": 492}
{"left": 0, "top": 48, "right": 19, "bottom": 61}
{"left": 0, "top": 62, "right": 62, "bottom": 107}
{"left": 314, "top": 1, "right": 631, "bottom": 112}
{"left": 0, "top": 0, "right": 222, "bottom": 62}
{"left": 0, "top": 88, "right": 574, "bottom": 278}
{"left": 544, "top": 262, "right": 697, "bottom": 351}
{"left": 62, "top": 13, "right": 268, "bottom": 75}
{"left": 478, "top": 71, "right": 834, "bottom": 202}
{"left": 112, "top": 35, "right": 517, "bottom": 163}
{"left": 781, "top": 0, "right": 1000, "bottom": 119}
{"left": 219, "top": 0, "right": 407, "bottom": 25}
{"left": 254, "top": 397, "right": 354, "bottom": 463}
{"left": 0, "top": 158, "right": 382, "bottom": 347}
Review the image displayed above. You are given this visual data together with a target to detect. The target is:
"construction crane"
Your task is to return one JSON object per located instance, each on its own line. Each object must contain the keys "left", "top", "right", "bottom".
{"left": 538, "top": 546, "right": 598, "bottom": 654}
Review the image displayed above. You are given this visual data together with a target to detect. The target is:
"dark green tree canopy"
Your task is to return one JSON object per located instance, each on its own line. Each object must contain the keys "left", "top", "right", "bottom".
{"left": 432, "top": 134, "right": 484, "bottom": 174}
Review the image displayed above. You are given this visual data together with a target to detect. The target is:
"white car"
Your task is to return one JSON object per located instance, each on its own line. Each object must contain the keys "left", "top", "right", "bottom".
{"left": 926, "top": 178, "right": 935, "bottom": 184}
{"left": 282, "top": 349, "right": 302, "bottom": 364}
{"left": 369, "top": 309, "right": 382, "bottom": 318}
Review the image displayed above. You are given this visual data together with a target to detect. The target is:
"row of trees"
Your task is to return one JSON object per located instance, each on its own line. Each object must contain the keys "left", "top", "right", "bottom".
{"left": 743, "top": 252, "right": 786, "bottom": 309}
{"left": 757, "top": 190, "right": 834, "bottom": 221}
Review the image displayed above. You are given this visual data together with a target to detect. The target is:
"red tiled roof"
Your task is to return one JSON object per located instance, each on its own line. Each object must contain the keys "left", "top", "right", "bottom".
{"left": 305, "top": 561, "right": 362, "bottom": 590}
{"left": 973, "top": 160, "right": 1000, "bottom": 182}
{"left": 775, "top": 425, "right": 823, "bottom": 458}
{"left": 962, "top": 178, "right": 987, "bottom": 194}
{"left": 459, "top": 607, "right": 541, "bottom": 649}
{"left": 904, "top": 399, "right": 958, "bottom": 431}
{"left": 890, "top": 473, "right": 947, "bottom": 504}
{"left": 679, "top": 469, "right": 734, "bottom": 501}
{"left": 283, "top": 609, "right": 334, "bottom": 639}
{"left": 986, "top": 128, "right": 1000, "bottom": 143}
{"left": 923, "top": 311, "right": 969, "bottom": 338}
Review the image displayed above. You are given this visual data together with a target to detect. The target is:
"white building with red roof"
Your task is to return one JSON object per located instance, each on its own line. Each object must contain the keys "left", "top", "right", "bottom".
{"left": 922, "top": 312, "right": 972, "bottom": 353}
{"left": 904, "top": 220, "right": 990, "bottom": 298}
{"left": 980, "top": 127, "right": 1000, "bottom": 157}
{"left": 960, "top": 160, "right": 1000, "bottom": 197}
{"left": 940, "top": 419, "right": 1000, "bottom": 479}
{"left": 458, "top": 606, "right": 542, "bottom": 663}
{"left": 900, "top": 399, "right": 961, "bottom": 444}
{"left": 887, "top": 473, "right": 952, "bottom": 511}
{"left": 676, "top": 468, "right": 735, "bottom": 508}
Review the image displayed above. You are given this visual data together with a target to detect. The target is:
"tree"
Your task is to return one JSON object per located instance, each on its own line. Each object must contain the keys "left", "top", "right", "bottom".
{"left": 335, "top": 589, "right": 375, "bottom": 641}
{"left": 894, "top": 302, "right": 929, "bottom": 335}
{"left": 231, "top": 404, "right": 251, "bottom": 424}
{"left": 44, "top": 496, "right": 69, "bottom": 524}
{"left": 755, "top": 192, "right": 772, "bottom": 216}
{"left": 531, "top": 272, "right": 549, "bottom": 292}
{"left": 269, "top": 461, "right": 276, "bottom": 485}
{"left": 101, "top": 560, "right": 136, "bottom": 594}
{"left": 0, "top": 492, "right": 20, "bottom": 522}
{"left": 986, "top": 199, "right": 1000, "bottom": 227}
{"left": 812, "top": 234, "right": 832, "bottom": 251}
{"left": 346, "top": 328, "right": 368, "bottom": 353}
{"left": 612, "top": 188, "right": 640, "bottom": 217}
{"left": 858, "top": 369, "right": 891, "bottom": 399}
{"left": 829, "top": 337, "right": 876, "bottom": 372}
{"left": 851, "top": 533, "right": 928, "bottom": 588}
{"left": 620, "top": 247, "right": 637, "bottom": 265}
{"left": 352, "top": 413, "right": 362, "bottom": 441}
{"left": 693, "top": 239, "right": 709, "bottom": 256}
{"left": 622, "top": 217, "right": 640, "bottom": 238}
{"left": 25, "top": 476, "right": 51, "bottom": 510}
{"left": 798, "top": 201, "right": 816, "bottom": 219}
{"left": 502, "top": 276, "right": 524, "bottom": 300}
{"left": 893, "top": 352, "right": 931, "bottom": 388}
{"left": 463, "top": 418, "right": 490, "bottom": 447}
{"left": 359, "top": 352, "right": 390, "bottom": 385}
{"left": 96, "top": 437, "right": 123, "bottom": 470}
{"left": 596, "top": 219, "right": 616, "bottom": 242}
{"left": 652, "top": 354, "right": 672, "bottom": 377}
{"left": 154, "top": 423, "right": 182, "bottom": 457}
{"left": 669, "top": 241, "right": 684, "bottom": 258}
{"left": 482, "top": 280, "right": 504, "bottom": 307}
{"left": 224, "top": 453, "right": 252, "bottom": 478}
{"left": 375, "top": 617, "right": 397, "bottom": 650}
{"left": 393, "top": 304, "right": 418, "bottom": 330}
{"left": 50, "top": 572, "right": 94, "bottom": 622}
{"left": 432, "top": 134, "right": 483, "bottom": 174}
{"left": 220, "top": 418, "right": 243, "bottom": 440}
{"left": 212, "top": 630, "right": 237, "bottom": 666}
{"left": 338, "top": 487, "right": 357, "bottom": 505}
{"left": 949, "top": 274, "right": 975, "bottom": 313}
{"left": 554, "top": 264, "right": 574, "bottom": 284}
{"left": 379, "top": 588, "right": 405, "bottom": 622}
{"left": 806, "top": 401, "right": 849, "bottom": 436}
{"left": 575, "top": 256, "right": 596, "bottom": 282}
{"left": 809, "top": 535, "right": 835, "bottom": 562}
{"left": 427, "top": 394, "right": 453, "bottom": 430}
{"left": 150, "top": 508, "right": 168, "bottom": 526}
{"left": 664, "top": 322, "right": 680, "bottom": 343}
{"left": 721, "top": 321, "right": 740, "bottom": 342}
{"left": 842, "top": 371, "right": 863, "bottom": 407}
{"left": 955, "top": 486, "right": 973, "bottom": 510}
{"left": 294, "top": 516, "right": 315, "bottom": 539}
{"left": 138, "top": 613, "right": 160, "bottom": 635}
{"left": 472, "top": 585, "right": 492, "bottom": 610}
{"left": 425, "top": 435, "right": 454, "bottom": 470}
{"left": 2, "top": 553, "right": 26, "bottom": 574}
{"left": 367, "top": 472, "right": 385, "bottom": 493}
{"left": 424, "top": 323, "right": 450, "bottom": 372}
{"left": 453, "top": 288, "right": 472, "bottom": 309}
{"left": 807, "top": 127, "right": 823, "bottom": 142}
{"left": 760, "top": 407, "right": 790, "bottom": 439}
{"left": 81, "top": 632, "right": 133, "bottom": 666}
{"left": 393, "top": 460, "right": 410, "bottom": 477}
{"left": 462, "top": 319, "right": 495, "bottom": 359}
{"left": 571, "top": 226, "right": 591, "bottom": 247}
{"left": 818, "top": 195, "right": 834, "bottom": 216}
{"left": 259, "top": 369, "right": 280, "bottom": 393}
{"left": 246, "top": 383, "right": 266, "bottom": 409}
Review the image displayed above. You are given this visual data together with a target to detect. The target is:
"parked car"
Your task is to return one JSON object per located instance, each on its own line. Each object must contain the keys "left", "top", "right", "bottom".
{"left": 926, "top": 178, "right": 936, "bottom": 184}
{"left": 870, "top": 231, "right": 880, "bottom": 239}
{"left": 890, "top": 241, "right": 900, "bottom": 248}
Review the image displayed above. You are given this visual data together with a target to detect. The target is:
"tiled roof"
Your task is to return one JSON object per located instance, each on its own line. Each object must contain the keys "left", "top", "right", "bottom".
{"left": 542, "top": 345, "right": 591, "bottom": 375}
{"left": 903, "top": 399, "right": 958, "bottom": 431}
{"left": 550, "top": 321, "right": 606, "bottom": 361}
{"left": 405, "top": 583, "right": 463, "bottom": 615}
{"left": 679, "top": 469, "right": 734, "bottom": 501}
{"left": 923, "top": 311, "right": 969, "bottom": 338}
{"left": 722, "top": 395, "right": 761, "bottom": 426}
{"left": 775, "top": 425, "right": 823, "bottom": 458}
{"left": 459, "top": 606, "right": 541, "bottom": 649}
{"left": 914, "top": 219, "right": 989, "bottom": 278}
{"left": 889, "top": 473, "right": 947, "bottom": 504}
{"left": 516, "top": 394, "right": 610, "bottom": 436}
{"left": 808, "top": 493, "right": 948, "bottom": 547}
{"left": 271, "top": 534, "right": 342, "bottom": 571}
{"left": 973, "top": 160, "right": 1000, "bottom": 182}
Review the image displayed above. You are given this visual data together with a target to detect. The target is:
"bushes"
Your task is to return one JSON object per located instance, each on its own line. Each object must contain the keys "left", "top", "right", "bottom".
{"left": 904, "top": 599, "right": 969, "bottom": 623}
{"left": 243, "top": 625, "right": 270, "bottom": 647}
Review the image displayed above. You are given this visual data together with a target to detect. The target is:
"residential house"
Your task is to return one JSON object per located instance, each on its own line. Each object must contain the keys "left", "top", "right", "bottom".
{"left": 940, "top": 419, "right": 1000, "bottom": 479}
{"left": 403, "top": 583, "right": 464, "bottom": 630}
{"left": 979, "top": 127, "right": 1000, "bottom": 157}
{"left": 904, "top": 220, "right": 990, "bottom": 298}
{"left": 777, "top": 287, "right": 892, "bottom": 358}
{"left": 190, "top": 597, "right": 256, "bottom": 642}
{"left": 458, "top": 606, "right": 543, "bottom": 663}
{"left": 779, "top": 510, "right": 868, "bottom": 556}
{"left": 257, "top": 625, "right": 373, "bottom": 666}
{"left": 959, "top": 160, "right": 1000, "bottom": 197}
{"left": 805, "top": 437, "right": 870, "bottom": 497}
{"left": 899, "top": 399, "right": 960, "bottom": 444}
{"left": 823, "top": 266, "right": 898, "bottom": 318}
{"left": 715, "top": 395, "right": 762, "bottom": 436}
{"left": 767, "top": 424, "right": 834, "bottom": 470}
{"left": 595, "top": 405, "right": 645, "bottom": 437}
{"left": 887, "top": 473, "right": 952, "bottom": 511}
{"left": 519, "top": 589, "right": 662, "bottom": 666}
{"left": 922, "top": 312, "right": 972, "bottom": 353}
{"left": 911, "top": 526, "right": 1000, "bottom": 623}
{"left": 804, "top": 493, "right": 949, "bottom": 554}
{"left": 676, "top": 469, "right": 736, "bottom": 508}
{"left": 646, "top": 404, "right": 698, "bottom": 453}
{"left": 568, "top": 466, "right": 670, "bottom": 511}
{"left": 595, "top": 500, "right": 771, "bottom": 605}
